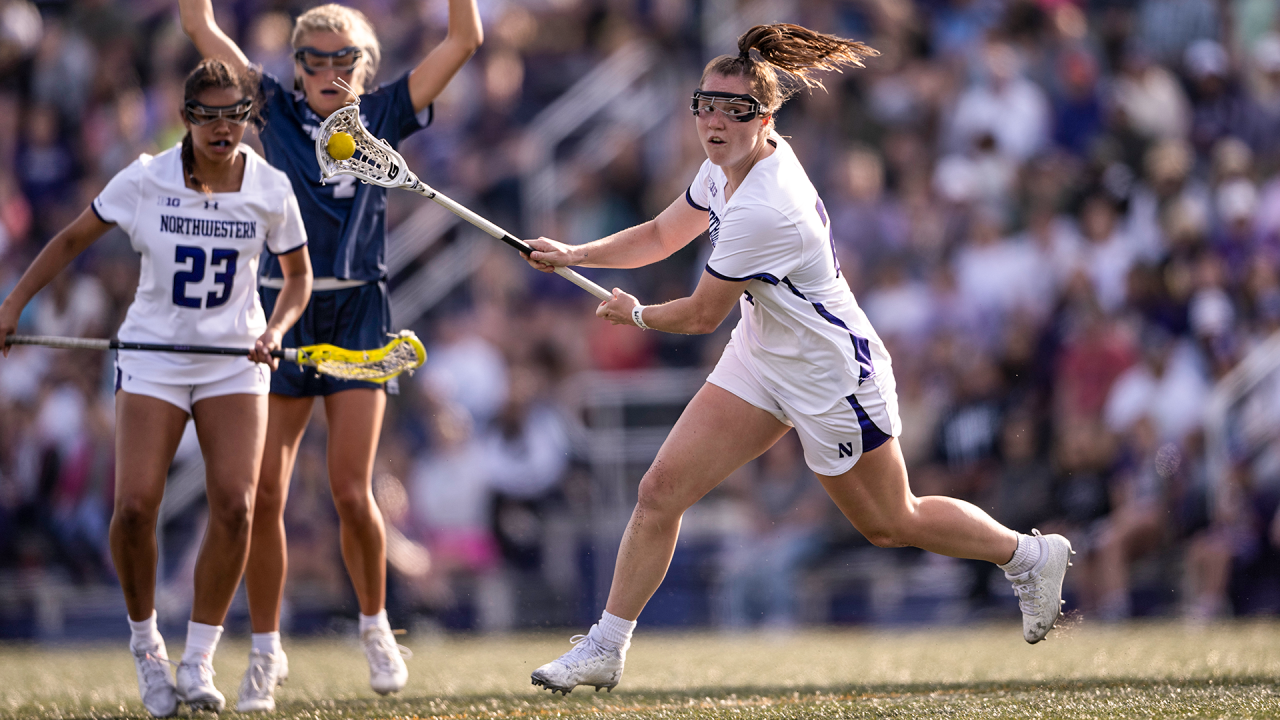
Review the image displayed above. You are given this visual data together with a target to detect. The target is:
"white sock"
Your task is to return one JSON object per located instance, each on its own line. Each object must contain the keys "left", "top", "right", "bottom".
{"left": 128, "top": 610, "right": 162, "bottom": 651}
{"left": 252, "top": 631, "right": 282, "bottom": 657}
{"left": 999, "top": 533, "right": 1043, "bottom": 576}
{"left": 182, "top": 621, "right": 224, "bottom": 666}
{"left": 359, "top": 609, "right": 390, "bottom": 634}
{"left": 595, "top": 610, "right": 636, "bottom": 650}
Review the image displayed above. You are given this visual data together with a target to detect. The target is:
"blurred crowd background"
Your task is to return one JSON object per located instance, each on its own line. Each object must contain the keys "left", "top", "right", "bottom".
{"left": 2, "top": 0, "right": 1280, "bottom": 640}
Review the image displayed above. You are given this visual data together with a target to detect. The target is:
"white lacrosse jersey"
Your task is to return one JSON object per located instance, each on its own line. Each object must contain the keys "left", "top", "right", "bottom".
{"left": 687, "top": 135, "right": 897, "bottom": 417}
{"left": 93, "top": 144, "right": 307, "bottom": 385}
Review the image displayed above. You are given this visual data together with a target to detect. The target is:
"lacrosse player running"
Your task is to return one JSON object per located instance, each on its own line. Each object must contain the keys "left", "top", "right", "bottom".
{"left": 179, "top": 0, "right": 481, "bottom": 705}
{"left": 524, "top": 24, "right": 1074, "bottom": 694}
{"left": 0, "top": 58, "right": 311, "bottom": 716}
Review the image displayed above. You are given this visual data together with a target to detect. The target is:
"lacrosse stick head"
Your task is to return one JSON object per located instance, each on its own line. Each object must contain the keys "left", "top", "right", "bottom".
{"left": 315, "top": 98, "right": 417, "bottom": 189}
{"left": 294, "top": 330, "right": 427, "bottom": 383}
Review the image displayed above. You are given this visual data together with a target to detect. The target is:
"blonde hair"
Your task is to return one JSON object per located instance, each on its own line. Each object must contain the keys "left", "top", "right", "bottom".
{"left": 291, "top": 4, "right": 381, "bottom": 90}
{"left": 702, "top": 23, "right": 878, "bottom": 116}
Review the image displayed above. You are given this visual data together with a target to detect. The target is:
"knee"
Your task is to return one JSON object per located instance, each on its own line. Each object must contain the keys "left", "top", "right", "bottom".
{"left": 330, "top": 483, "right": 374, "bottom": 520}
{"left": 207, "top": 491, "right": 253, "bottom": 537}
{"left": 634, "top": 472, "right": 691, "bottom": 523}
{"left": 254, "top": 479, "right": 287, "bottom": 518}
{"left": 856, "top": 514, "right": 914, "bottom": 549}
{"left": 112, "top": 496, "right": 160, "bottom": 533}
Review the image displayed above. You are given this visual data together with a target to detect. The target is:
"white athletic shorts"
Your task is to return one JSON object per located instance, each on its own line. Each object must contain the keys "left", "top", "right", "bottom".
{"left": 706, "top": 337, "right": 901, "bottom": 476}
{"left": 115, "top": 361, "right": 270, "bottom": 413}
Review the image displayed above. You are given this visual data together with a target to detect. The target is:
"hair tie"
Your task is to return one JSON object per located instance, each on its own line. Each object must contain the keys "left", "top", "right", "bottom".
{"left": 739, "top": 47, "right": 751, "bottom": 61}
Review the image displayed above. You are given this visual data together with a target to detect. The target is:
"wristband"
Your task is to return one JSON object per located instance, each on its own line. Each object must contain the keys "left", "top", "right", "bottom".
{"left": 632, "top": 304, "right": 650, "bottom": 330}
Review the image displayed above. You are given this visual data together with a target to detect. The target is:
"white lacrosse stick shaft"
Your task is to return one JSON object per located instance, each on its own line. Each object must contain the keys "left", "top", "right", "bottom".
{"left": 316, "top": 101, "right": 612, "bottom": 301}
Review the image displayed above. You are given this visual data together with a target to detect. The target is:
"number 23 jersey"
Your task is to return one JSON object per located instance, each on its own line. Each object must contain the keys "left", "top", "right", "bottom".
{"left": 93, "top": 144, "right": 307, "bottom": 385}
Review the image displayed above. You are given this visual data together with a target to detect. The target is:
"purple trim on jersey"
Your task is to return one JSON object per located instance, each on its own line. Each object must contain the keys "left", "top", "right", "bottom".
{"left": 115, "top": 366, "right": 123, "bottom": 392}
{"left": 705, "top": 264, "right": 780, "bottom": 285}
{"left": 686, "top": 187, "right": 709, "bottom": 212}
{"left": 781, "top": 276, "right": 874, "bottom": 382}
{"left": 91, "top": 201, "right": 111, "bottom": 225}
{"left": 275, "top": 240, "right": 309, "bottom": 256}
{"left": 846, "top": 393, "right": 891, "bottom": 453}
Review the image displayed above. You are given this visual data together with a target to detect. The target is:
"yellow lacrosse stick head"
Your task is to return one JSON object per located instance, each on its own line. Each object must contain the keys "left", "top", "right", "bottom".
{"left": 292, "top": 330, "right": 427, "bottom": 383}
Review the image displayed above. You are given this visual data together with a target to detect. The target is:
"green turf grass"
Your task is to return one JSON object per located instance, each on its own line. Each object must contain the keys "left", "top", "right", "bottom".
{"left": 1, "top": 620, "right": 1278, "bottom": 718}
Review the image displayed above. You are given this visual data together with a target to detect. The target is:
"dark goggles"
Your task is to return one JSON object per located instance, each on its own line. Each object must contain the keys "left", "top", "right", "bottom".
{"left": 184, "top": 98, "right": 253, "bottom": 126}
{"left": 690, "top": 90, "right": 764, "bottom": 122}
{"left": 294, "top": 46, "right": 363, "bottom": 75}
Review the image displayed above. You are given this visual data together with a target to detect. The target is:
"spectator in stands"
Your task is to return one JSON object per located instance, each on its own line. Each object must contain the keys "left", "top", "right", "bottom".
{"left": 717, "top": 432, "right": 828, "bottom": 629}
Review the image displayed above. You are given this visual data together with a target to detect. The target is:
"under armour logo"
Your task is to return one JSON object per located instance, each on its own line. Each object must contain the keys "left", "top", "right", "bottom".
{"left": 838, "top": 442, "right": 853, "bottom": 458}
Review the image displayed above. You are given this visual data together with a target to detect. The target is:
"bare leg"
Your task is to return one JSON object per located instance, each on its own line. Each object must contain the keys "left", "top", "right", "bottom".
{"left": 817, "top": 438, "right": 1018, "bottom": 565}
{"left": 1096, "top": 507, "right": 1161, "bottom": 613}
{"left": 111, "top": 392, "right": 189, "bottom": 621}
{"left": 604, "top": 384, "right": 790, "bottom": 621}
{"left": 189, "top": 392, "right": 267, "bottom": 626}
{"left": 324, "top": 388, "right": 387, "bottom": 615}
{"left": 245, "top": 394, "right": 314, "bottom": 633}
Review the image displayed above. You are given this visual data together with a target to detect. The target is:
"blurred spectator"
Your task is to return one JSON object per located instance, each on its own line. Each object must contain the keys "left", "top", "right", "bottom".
{"left": 1134, "top": 0, "right": 1219, "bottom": 68}
{"left": 1086, "top": 416, "right": 1180, "bottom": 621}
{"left": 1074, "top": 193, "right": 1140, "bottom": 314}
{"left": 1051, "top": 46, "right": 1105, "bottom": 158}
{"left": 16, "top": 103, "right": 79, "bottom": 242}
{"left": 716, "top": 432, "right": 827, "bottom": 629}
{"left": 1111, "top": 46, "right": 1191, "bottom": 143}
{"left": 1104, "top": 323, "right": 1210, "bottom": 444}
{"left": 1184, "top": 39, "right": 1251, "bottom": 158}
{"left": 946, "top": 38, "right": 1049, "bottom": 163}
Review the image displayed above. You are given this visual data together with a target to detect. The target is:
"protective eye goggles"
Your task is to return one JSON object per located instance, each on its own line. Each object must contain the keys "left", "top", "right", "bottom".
{"left": 184, "top": 98, "right": 254, "bottom": 126}
{"left": 690, "top": 90, "right": 765, "bottom": 122}
{"left": 294, "top": 46, "right": 363, "bottom": 75}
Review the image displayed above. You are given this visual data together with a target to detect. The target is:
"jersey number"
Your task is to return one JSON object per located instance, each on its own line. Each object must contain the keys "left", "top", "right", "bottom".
{"left": 331, "top": 174, "right": 358, "bottom": 199}
{"left": 173, "top": 245, "right": 237, "bottom": 309}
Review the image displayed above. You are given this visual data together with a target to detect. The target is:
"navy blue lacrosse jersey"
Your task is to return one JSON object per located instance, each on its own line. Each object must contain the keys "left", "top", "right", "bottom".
{"left": 256, "top": 70, "right": 432, "bottom": 281}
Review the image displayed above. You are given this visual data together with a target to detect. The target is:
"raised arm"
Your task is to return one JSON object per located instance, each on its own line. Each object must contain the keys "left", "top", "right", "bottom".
{"left": 526, "top": 194, "right": 708, "bottom": 271}
{"left": 407, "top": 0, "right": 483, "bottom": 113}
{"left": 178, "top": 0, "right": 250, "bottom": 72}
{"left": 0, "top": 207, "right": 114, "bottom": 355}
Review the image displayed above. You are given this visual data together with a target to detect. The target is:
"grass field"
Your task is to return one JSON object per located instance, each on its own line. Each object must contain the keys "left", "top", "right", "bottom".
{"left": 1, "top": 619, "right": 1278, "bottom": 719}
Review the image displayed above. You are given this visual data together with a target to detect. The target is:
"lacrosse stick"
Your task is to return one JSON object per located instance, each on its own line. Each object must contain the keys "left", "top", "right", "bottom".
{"left": 4, "top": 330, "right": 427, "bottom": 384}
{"left": 314, "top": 92, "right": 612, "bottom": 301}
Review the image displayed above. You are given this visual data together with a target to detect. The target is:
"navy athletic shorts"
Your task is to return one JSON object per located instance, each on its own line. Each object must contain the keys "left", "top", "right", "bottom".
{"left": 260, "top": 281, "right": 399, "bottom": 396}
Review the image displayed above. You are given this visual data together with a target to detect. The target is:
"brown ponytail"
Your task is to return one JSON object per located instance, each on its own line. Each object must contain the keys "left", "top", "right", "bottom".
{"left": 703, "top": 23, "right": 879, "bottom": 115}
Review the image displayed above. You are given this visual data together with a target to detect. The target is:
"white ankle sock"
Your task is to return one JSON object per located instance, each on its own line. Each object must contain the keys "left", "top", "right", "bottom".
{"left": 182, "top": 621, "right": 224, "bottom": 666}
{"left": 595, "top": 610, "right": 636, "bottom": 650}
{"left": 252, "top": 631, "right": 282, "bottom": 657}
{"left": 359, "top": 609, "right": 390, "bottom": 634}
{"left": 128, "top": 610, "right": 162, "bottom": 651}
{"left": 999, "top": 533, "right": 1043, "bottom": 576}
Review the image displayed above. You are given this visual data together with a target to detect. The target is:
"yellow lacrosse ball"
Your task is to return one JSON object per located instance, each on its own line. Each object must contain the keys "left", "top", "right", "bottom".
{"left": 327, "top": 132, "right": 356, "bottom": 161}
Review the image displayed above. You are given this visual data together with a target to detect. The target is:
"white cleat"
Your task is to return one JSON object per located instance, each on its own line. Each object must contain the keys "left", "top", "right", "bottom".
{"left": 530, "top": 625, "right": 626, "bottom": 695}
{"left": 1007, "top": 529, "right": 1074, "bottom": 644}
{"left": 131, "top": 641, "right": 179, "bottom": 717}
{"left": 176, "top": 658, "right": 225, "bottom": 712}
{"left": 235, "top": 650, "right": 286, "bottom": 713}
{"left": 361, "top": 626, "right": 410, "bottom": 695}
